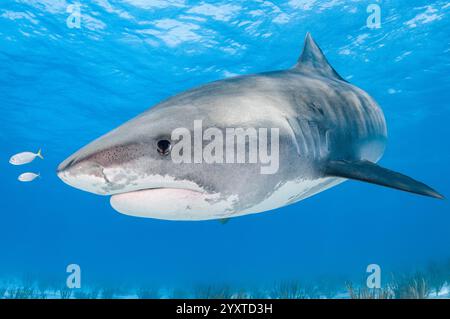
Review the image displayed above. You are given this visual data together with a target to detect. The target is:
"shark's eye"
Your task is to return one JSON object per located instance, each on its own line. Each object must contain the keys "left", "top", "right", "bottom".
{"left": 157, "top": 139, "right": 171, "bottom": 156}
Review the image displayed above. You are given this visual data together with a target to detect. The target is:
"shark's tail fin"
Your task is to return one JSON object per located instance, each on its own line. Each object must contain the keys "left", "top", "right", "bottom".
{"left": 324, "top": 160, "right": 444, "bottom": 199}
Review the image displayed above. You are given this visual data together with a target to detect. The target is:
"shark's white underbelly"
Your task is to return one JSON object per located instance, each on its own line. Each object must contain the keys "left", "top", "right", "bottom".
{"left": 235, "top": 176, "right": 345, "bottom": 218}
{"left": 109, "top": 176, "right": 345, "bottom": 220}
{"left": 110, "top": 188, "right": 238, "bottom": 220}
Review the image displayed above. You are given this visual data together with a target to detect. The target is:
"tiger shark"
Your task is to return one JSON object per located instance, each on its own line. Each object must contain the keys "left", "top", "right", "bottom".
{"left": 57, "top": 33, "right": 443, "bottom": 221}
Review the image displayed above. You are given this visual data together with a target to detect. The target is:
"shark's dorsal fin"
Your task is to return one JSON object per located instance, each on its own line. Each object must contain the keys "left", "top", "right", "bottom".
{"left": 324, "top": 160, "right": 444, "bottom": 199}
{"left": 294, "top": 33, "right": 345, "bottom": 81}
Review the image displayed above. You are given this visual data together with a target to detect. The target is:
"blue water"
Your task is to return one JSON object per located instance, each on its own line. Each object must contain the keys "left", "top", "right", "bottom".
{"left": 0, "top": 0, "right": 449, "bottom": 295}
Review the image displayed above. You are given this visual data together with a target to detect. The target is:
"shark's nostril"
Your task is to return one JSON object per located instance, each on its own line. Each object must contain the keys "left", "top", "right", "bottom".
{"left": 66, "top": 159, "right": 76, "bottom": 169}
{"left": 57, "top": 158, "right": 76, "bottom": 173}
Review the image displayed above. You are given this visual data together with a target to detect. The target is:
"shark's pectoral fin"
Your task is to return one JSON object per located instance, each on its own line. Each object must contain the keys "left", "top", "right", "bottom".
{"left": 324, "top": 160, "right": 444, "bottom": 199}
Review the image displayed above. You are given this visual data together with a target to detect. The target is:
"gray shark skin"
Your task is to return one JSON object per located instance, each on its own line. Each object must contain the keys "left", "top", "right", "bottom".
{"left": 57, "top": 33, "right": 443, "bottom": 221}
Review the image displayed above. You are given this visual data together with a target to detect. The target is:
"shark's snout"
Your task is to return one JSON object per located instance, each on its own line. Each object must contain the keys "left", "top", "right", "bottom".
{"left": 57, "top": 155, "right": 110, "bottom": 195}
{"left": 57, "top": 140, "right": 147, "bottom": 195}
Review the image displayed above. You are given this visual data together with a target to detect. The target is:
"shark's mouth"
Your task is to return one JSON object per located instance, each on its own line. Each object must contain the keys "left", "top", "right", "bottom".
{"left": 110, "top": 187, "right": 236, "bottom": 221}
{"left": 58, "top": 165, "right": 238, "bottom": 220}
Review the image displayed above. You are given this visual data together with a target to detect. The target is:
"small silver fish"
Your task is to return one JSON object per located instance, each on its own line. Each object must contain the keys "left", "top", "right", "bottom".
{"left": 9, "top": 149, "right": 43, "bottom": 165}
{"left": 18, "top": 172, "right": 40, "bottom": 182}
